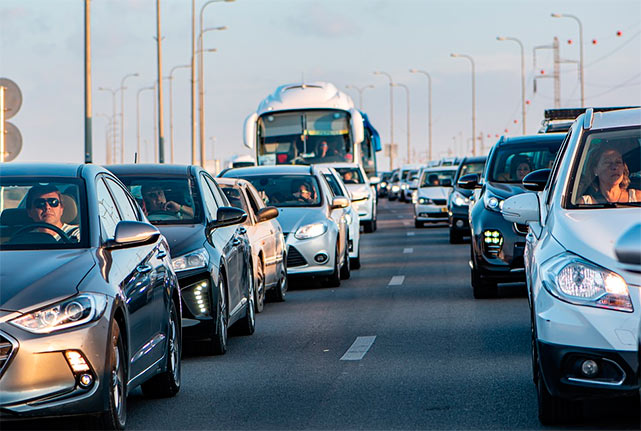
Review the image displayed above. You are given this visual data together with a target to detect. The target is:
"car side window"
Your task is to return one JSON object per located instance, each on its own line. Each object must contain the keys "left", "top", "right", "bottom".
{"left": 104, "top": 177, "right": 139, "bottom": 221}
{"left": 199, "top": 174, "right": 219, "bottom": 220}
{"left": 96, "top": 178, "right": 122, "bottom": 240}
{"left": 244, "top": 187, "right": 262, "bottom": 214}
{"left": 546, "top": 130, "right": 572, "bottom": 207}
{"left": 204, "top": 176, "right": 229, "bottom": 207}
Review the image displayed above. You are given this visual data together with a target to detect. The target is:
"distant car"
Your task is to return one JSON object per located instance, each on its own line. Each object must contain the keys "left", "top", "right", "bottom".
{"left": 387, "top": 169, "right": 401, "bottom": 201}
{"left": 412, "top": 166, "right": 457, "bottom": 227}
{"left": 0, "top": 163, "right": 182, "bottom": 428}
{"left": 377, "top": 171, "right": 392, "bottom": 197}
{"left": 222, "top": 165, "right": 351, "bottom": 287}
{"left": 502, "top": 108, "right": 641, "bottom": 425}
{"left": 459, "top": 133, "right": 564, "bottom": 298}
{"left": 447, "top": 156, "right": 487, "bottom": 243}
{"left": 109, "top": 164, "right": 255, "bottom": 356}
{"left": 217, "top": 177, "right": 288, "bottom": 312}
{"left": 398, "top": 165, "right": 422, "bottom": 202}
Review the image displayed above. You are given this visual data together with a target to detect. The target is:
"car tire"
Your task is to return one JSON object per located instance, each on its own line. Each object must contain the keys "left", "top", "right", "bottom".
{"left": 254, "top": 261, "right": 265, "bottom": 313}
{"left": 340, "top": 243, "right": 351, "bottom": 280}
{"left": 471, "top": 265, "right": 497, "bottom": 299}
{"left": 351, "top": 242, "right": 361, "bottom": 270}
{"left": 326, "top": 246, "right": 341, "bottom": 287}
{"left": 364, "top": 220, "right": 375, "bottom": 233}
{"left": 207, "top": 276, "right": 228, "bottom": 355}
{"left": 449, "top": 227, "right": 463, "bottom": 244}
{"left": 237, "top": 265, "right": 256, "bottom": 336}
{"left": 97, "top": 319, "right": 127, "bottom": 430}
{"left": 268, "top": 253, "right": 287, "bottom": 302}
{"left": 537, "top": 368, "right": 581, "bottom": 425}
{"left": 414, "top": 219, "right": 423, "bottom": 228}
{"left": 141, "top": 300, "right": 181, "bottom": 398}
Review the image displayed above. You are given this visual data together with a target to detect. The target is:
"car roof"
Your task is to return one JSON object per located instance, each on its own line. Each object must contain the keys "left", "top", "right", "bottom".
{"left": 460, "top": 155, "right": 487, "bottom": 164}
{"left": 421, "top": 166, "right": 458, "bottom": 173}
{"left": 0, "top": 162, "right": 104, "bottom": 178}
{"left": 107, "top": 164, "right": 194, "bottom": 176}
{"left": 221, "top": 165, "right": 313, "bottom": 177}
{"left": 497, "top": 133, "right": 566, "bottom": 148}
{"left": 590, "top": 107, "right": 641, "bottom": 130}
{"left": 315, "top": 162, "right": 361, "bottom": 169}
{"left": 216, "top": 177, "right": 252, "bottom": 188}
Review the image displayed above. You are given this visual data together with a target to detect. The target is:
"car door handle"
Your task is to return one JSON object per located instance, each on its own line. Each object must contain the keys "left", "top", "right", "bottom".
{"left": 156, "top": 249, "right": 167, "bottom": 259}
{"left": 137, "top": 264, "right": 152, "bottom": 274}
{"left": 232, "top": 238, "right": 242, "bottom": 246}
{"left": 238, "top": 226, "right": 247, "bottom": 234}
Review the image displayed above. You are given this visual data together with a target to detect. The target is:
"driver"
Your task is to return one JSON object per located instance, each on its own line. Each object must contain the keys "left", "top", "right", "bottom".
{"left": 141, "top": 184, "right": 194, "bottom": 218}
{"left": 26, "top": 185, "right": 80, "bottom": 242}
{"left": 292, "top": 182, "right": 315, "bottom": 203}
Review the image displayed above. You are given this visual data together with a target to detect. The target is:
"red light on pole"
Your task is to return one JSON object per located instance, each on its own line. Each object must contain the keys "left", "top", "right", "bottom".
{"left": 567, "top": 39, "right": 573, "bottom": 45}
{"left": 616, "top": 30, "right": 622, "bottom": 37}
{"left": 495, "top": 134, "right": 499, "bottom": 138}
{"left": 504, "top": 128, "right": 509, "bottom": 133}
{"left": 540, "top": 69, "right": 545, "bottom": 75}
{"left": 592, "top": 39, "right": 597, "bottom": 45}
{"left": 487, "top": 134, "right": 491, "bottom": 138}
{"left": 513, "top": 119, "right": 518, "bottom": 124}
{"left": 526, "top": 100, "right": 531, "bottom": 105}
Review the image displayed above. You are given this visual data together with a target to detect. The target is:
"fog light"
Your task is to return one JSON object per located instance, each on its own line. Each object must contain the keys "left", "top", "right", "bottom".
{"left": 456, "top": 220, "right": 464, "bottom": 228}
{"left": 79, "top": 373, "right": 94, "bottom": 388}
{"left": 65, "top": 350, "right": 90, "bottom": 373}
{"left": 314, "top": 253, "right": 328, "bottom": 264}
{"left": 580, "top": 359, "right": 599, "bottom": 377}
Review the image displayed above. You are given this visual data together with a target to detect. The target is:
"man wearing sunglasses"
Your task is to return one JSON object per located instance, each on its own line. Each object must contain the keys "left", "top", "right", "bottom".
{"left": 26, "top": 185, "right": 80, "bottom": 242}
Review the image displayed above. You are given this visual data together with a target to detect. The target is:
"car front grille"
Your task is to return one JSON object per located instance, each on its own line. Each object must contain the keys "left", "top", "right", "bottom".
{"left": 287, "top": 246, "right": 307, "bottom": 267}
{"left": 432, "top": 199, "right": 447, "bottom": 206}
{"left": 513, "top": 223, "right": 528, "bottom": 235}
{"left": 0, "top": 333, "right": 16, "bottom": 377}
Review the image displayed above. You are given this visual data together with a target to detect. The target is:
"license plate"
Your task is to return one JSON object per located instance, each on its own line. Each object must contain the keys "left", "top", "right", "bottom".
{"left": 440, "top": 207, "right": 447, "bottom": 212}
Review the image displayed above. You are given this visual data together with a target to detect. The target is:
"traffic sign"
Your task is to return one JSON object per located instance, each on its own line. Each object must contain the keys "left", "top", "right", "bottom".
{"left": 3, "top": 121, "right": 23, "bottom": 162}
{"left": 0, "top": 78, "right": 22, "bottom": 120}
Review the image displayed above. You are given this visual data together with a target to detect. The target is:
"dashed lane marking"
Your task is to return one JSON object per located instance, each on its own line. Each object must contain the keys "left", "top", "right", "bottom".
{"left": 403, "top": 248, "right": 413, "bottom": 254}
{"left": 388, "top": 275, "right": 405, "bottom": 286}
{"left": 340, "top": 336, "right": 377, "bottom": 361}
{"left": 406, "top": 232, "right": 415, "bottom": 236}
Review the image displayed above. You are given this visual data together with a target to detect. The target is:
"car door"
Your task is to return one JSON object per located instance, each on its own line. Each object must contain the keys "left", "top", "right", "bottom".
{"left": 320, "top": 174, "right": 347, "bottom": 260}
{"left": 244, "top": 185, "right": 277, "bottom": 286}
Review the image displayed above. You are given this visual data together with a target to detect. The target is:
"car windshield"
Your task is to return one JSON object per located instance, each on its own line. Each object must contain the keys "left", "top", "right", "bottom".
{"left": 241, "top": 175, "right": 322, "bottom": 207}
{"left": 403, "top": 170, "right": 418, "bottom": 181}
{"left": 0, "top": 178, "right": 87, "bottom": 250}
{"left": 335, "top": 167, "right": 365, "bottom": 184}
{"left": 420, "top": 170, "right": 455, "bottom": 187}
{"left": 489, "top": 143, "right": 560, "bottom": 183}
{"left": 458, "top": 161, "right": 485, "bottom": 179}
{"left": 117, "top": 177, "right": 202, "bottom": 224}
{"left": 220, "top": 185, "right": 248, "bottom": 212}
{"left": 567, "top": 126, "right": 641, "bottom": 208}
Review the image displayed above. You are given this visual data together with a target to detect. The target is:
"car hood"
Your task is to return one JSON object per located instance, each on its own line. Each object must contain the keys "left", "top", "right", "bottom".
{"left": 418, "top": 186, "right": 450, "bottom": 199}
{"left": 486, "top": 181, "right": 527, "bottom": 199}
{"left": 155, "top": 224, "right": 205, "bottom": 258}
{"left": 345, "top": 183, "right": 371, "bottom": 197}
{"left": 552, "top": 208, "right": 641, "bottom": 279}
{"left": 276, "top": 207, "right": 328, "bottom": 234}
{"left": 0, "top": 249, "right": 95, "bottom": 312}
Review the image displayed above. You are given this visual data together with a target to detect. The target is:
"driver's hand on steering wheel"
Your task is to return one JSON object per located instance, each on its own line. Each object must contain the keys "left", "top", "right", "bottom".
{"left": 163, "top": 201, "right": 182, "bottom": 213}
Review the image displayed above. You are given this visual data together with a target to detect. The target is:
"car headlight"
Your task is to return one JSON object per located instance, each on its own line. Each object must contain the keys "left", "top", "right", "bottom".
{"left": 172, "top": 248, "right": 209, "bottom": 272}
{"left": 483, "top": 193, "right": 504, "bottom": 212}
{"left": 380, "top": 181, "right": 387, "bottom": 187}
{"left": 541, "top": 253, "right": 633, "bottom": 312}
{"left": 10, "top": 293, "right": 108, "bottom": 334}
{"left": 401, "top": 184, "right": 408, "bottom": 190}
{"left": 418, "top": 197, "right": 433, "bottom": 205}
{"left": 295, "top": 222, "right": 327, "bottom": 240}
{"left": 391, "top": 185, "right": 400, "bottom": 192}
{"left": 452, "top": 191, "right": 470, "bottom": 207}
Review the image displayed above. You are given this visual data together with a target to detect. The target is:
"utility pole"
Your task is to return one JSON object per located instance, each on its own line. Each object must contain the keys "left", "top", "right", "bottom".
{"left": 156, "top": 0, "right": 165, "bottom": 163}
{"left": 534, "top": 37, "right": 563, "bottom": 108}
{"left": 84, "top": 0, "right": 92, "bottom": 163}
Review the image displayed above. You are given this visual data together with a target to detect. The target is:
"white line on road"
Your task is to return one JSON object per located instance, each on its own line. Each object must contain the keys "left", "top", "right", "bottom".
{"left": 397, "top": 215, "right": 404, "bottom": 219}
{"left": 388, "top": 275, "right": 405, "bottom": 286}
{"left": 406, "top": 232, "right": 415, "bottom": 236}
{"left": 403, "top": 248, "right": 413, "bottom": 254}
{"left": 403, "top": 221, "right": 411, "bottom": 226}
{"left": 340, "top": 336, "right": 376, "bottom": 361}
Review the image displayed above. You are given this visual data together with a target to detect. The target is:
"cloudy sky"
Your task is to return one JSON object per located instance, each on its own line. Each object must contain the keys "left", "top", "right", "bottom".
{"left": 1, "top": 0, "right": 640, "bottom": 170}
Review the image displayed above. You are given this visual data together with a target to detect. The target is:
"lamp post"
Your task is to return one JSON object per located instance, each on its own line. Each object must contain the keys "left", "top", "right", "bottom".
{"left": 119, "top": 72, "right": 138, "bottom": 163}
{"left": 95, "top": 113, "right": 112, "bottom": 164}
{"left": 497, "top": 36, "right": 526, "bottom": 135}
{"left": 551, "top": 13, "right": 584, "bottom": 107}
{"left": 373, "top": 71, "right": 394, "bottom": 170}
{"left": 344, "top": 84, "right": 374, "bottom": 110}
{"left": 193, "top": 0, "right": 234, "bottom": 167}
{"left": 98, "top": 86, "right": 119, "bottom": 164}
{"left": 450, "top": 53, "right": 476, "bottom": 156}
{"left": 166, "top": 64, "right": 190, "bottom": 163}
{"left": 409, "top": 69, "right": 432, "bottom": 161}
{"left": 392, "top": 83, "right": 411, "bottom": 164}
{"left": 137, "top": 85, "right": 155, "bottom": 162}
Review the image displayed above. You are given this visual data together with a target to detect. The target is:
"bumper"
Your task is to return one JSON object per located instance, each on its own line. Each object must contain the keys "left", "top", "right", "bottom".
{"left": 175, "top": 270, "right": 216, "bottom": 341}
{"left": 0, "top": 311, "right": 112, "bottom": 418}
{"left": 414, "top": 203, "right": 448, "bottom": 221}
{"left": 448, "top": 204, "right": 470, "bottom": 233}
{"left": 354, "top": 200, "right": 373, "bottom": 222}
{"left": 285, "top": 231, "right": 336, "bottom": 277}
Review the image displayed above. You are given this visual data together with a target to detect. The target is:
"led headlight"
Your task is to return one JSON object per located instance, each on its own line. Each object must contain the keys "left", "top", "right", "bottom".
{"left": 172, "top": 248, "right": 209, "bottom": 272}
{"left": 541, "top": 253, "right": 633, "bottom": 312}
{"left": 418, "top": 197, "right": 433, "bottom": 205}
{"left": 10, "top": 293, "right": 108, "bottom": 334}
{"left": 401, "top": 184, "right": 408, "bottom": 190}
{"left": 452, "top": 191, "right": 470, "bottom": 207}
{"left": 391, "top": 185, "right": 400, "bottom": 192}
{"left": 412, "top": 191, "right": 418, "bottom": 204}
{"left": 380, "top": 181, "right": 388, "bottom": 187}
{"left": 483, "top": 193, "right": 504, "bottom": 212}
{"left": 295, "top": 222, "right": 327, "bottom": 239}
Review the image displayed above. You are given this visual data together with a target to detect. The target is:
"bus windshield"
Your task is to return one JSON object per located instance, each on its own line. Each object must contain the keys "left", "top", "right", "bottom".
{"left": 257, "top": 109, "right": 354, "bottom": 165}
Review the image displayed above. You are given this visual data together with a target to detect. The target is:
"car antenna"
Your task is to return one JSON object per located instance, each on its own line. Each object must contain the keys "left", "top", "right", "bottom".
{"left": 134, "top": 152, "right": 138, "bottom": 163}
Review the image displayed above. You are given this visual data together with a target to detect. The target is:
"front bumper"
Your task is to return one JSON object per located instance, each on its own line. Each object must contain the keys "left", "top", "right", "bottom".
{"left": 448, "top": 204, "right": 470, "bottom": 233}
{"left": 354, "top": 200, "right": 373, "bottom": 222}
{"left": 285, "top": 231, "right": 336, "bottom": 277}
{"left": 414, "top": 203, "right": 448, "bottom": 221}
{"left": 175, "top": 270, "right": 216, "bottom": 341}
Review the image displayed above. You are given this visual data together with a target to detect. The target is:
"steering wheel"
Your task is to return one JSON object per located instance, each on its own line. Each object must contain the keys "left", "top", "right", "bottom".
{"left": 147, "top": 210, "right": 180, "bottom": 221}
{"left": 11, "top": 222, "right": 73, "bottom": 243}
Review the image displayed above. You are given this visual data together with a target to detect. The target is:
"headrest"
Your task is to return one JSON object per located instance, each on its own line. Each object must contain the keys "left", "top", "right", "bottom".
{"left": 0, "top": 208, "right": 29, "bottom": 226}
{"left": 61, "top": 194, "right": 78, "bottom": 224}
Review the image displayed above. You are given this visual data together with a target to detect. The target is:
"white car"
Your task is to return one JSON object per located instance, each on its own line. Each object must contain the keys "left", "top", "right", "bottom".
{"left": 412, "top": 166, "right": 457, "bottom": 228}
{"left": 501, "top": 107, "right": 641, "bottom": 425}
{"left": 318, "top": 163, "right": 379, "bottom": 233}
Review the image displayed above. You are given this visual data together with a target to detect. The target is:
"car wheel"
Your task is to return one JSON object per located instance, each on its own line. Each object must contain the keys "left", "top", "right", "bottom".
{"left": 254, "top": 261, "right": 265, "bottom": 313}
{"left": 449, "top": 227, "right": 463, "bottom": 244}
{"left": 326, "top": 246, "right": 341, "bottom": 287}
{"left": 414, "top": 219, "right": 423, "bottom": 229}
{"left": 471, "top": 262, "right": 497, "bottom": 299}
{"left": 207, "top": 276, "right": 228, "bottom": 355}
{"left": 97, "top": 319, "right": 127, "bottom": 430}
{"left": 363, "top": 220, "right": 375, "bottom": 233}
{"left": 340, "top": 243, "right": 351, "bottom": 280}
{"left": 141, "top": 300, "right": 181, "bottom": 398}
{"left": 351, "top": 242, "right": 361, "bottom": 270}
{"left": 537, "top": 368, "right": 580, "bottom": 425}
{"left": 268, "top": 253, "right": 288, "bottom": 302}
{"left": 238, "top": 265, "right": 256, "bottom": 336}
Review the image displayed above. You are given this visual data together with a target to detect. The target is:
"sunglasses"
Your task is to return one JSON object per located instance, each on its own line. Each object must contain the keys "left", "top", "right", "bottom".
{"left": 34, "top": 198, "right": 60, "bottom": 209}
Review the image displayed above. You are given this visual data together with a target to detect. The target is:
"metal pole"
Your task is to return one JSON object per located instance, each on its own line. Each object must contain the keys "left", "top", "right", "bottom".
{"left": 190, "top": 0, "right": 197, "bottom": 165}
{"left": 552, "top": 13, "right": 585, "bottom": 107}
{"left": 409, "top": 69, "right": 432, "bottom": 161}
{"left": 153, "top": 82, "right": 158, "bottom": 163}
{"left": 450, "top": 54, "right": 476, "bottom": 156}
{"left": 497, "top": 37, "right": 526, "bottom": 134}
{"left": 156, "top": 0, "right": 165, "bottom": 163}
{"left": 0, "top": 86, "right": 5, "bottom": 163}
{"left": 84, "top": 0, "right": 92, "bottom": 163}
{"left": 373, "top": 71, "right": 394, "bottom": 169}
{"left": 119, "top": 73, "right": 138, "bottom": 163}
{"left": 345, "top": 84, "right": 374, "bottom": 111}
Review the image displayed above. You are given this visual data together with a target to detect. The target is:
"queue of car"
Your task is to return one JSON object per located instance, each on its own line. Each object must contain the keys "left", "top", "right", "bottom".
{"left": 0, "top": 160, "right": 381, "bottom": 429}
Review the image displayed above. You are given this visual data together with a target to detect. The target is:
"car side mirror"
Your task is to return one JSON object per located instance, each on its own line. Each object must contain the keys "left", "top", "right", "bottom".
{"left": 106, "top": 221, "right": 160, "bottom": 249}
{"left": 501, "top": 193, "right": 540, "bottom": 224}
{"left": 522, "top": 169, "right": 551, "bottom": 192}
{"left": 256, "top": 206, "right": 278, "bottom": 223}
{"left": 368, "top": 176, "right": 381, "bottom": 185}
{"left": 441, "top": 178, "right": 452, "bottom": 187}
{"left": 614, "top": 224, "right": 641, "bottom": 267}
{"left": 331, "top": 196, "right": 350, "bottom": 209}
{"left": 457, "top": 173, "right": 480, "bottom": 190}
{"left": 207, "top": 206, "right": 247, "bottom": 235}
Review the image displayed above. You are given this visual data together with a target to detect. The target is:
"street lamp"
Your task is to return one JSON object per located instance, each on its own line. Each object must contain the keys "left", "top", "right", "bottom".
{"left": 450, "top": 53, "right": 476, "bottom": 156}
{"left": 392, "top": 83, "right": 411, "bottom": 164}
{"left": 373, "top": 71, "right": 395, "bottom": 170}
{"left": 551, "top": 13, "right": 585, "bottom": 107}
{"left": 137, "top": 85, "right": 155, "bottom": 162}
{"left": 166, "top": 64, "right": 190, "bottom": 163}
{"left": 198, "top": 26, "right": 226, "bottom": 169}
{"left": 497, "top": 36, "right": 526, "bottom": 134}
{"left": 119, "top": 72, "right": 138, "bottom": 163}
{"left": 409, "top": 69, "right": 433, "bottom": 161}
{"left": 344, "top": 84, "right": 374, "bottom": 110}
{"left": 98, "top": 86, "right": 119, "bottom": 164}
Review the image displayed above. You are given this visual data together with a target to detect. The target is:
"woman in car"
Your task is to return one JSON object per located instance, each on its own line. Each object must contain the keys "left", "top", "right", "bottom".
{"left": 579, "top": 144, "right": 641, "bottom": 204}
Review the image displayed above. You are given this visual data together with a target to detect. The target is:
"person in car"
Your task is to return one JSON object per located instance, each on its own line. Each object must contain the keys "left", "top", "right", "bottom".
{"left": 141, "top": 184, "right": 194, "bottom": 217}
{"left": 342, "top": 171, "right": 356, "bottom": 184}
{"left": 26, "top": 185, "right": 80, "bottom": 241}
{"left": 579, "top": 145, "right": 641, "bottom": 204}
{"left": 514, "top": 160, "right": 532, "bottom": 181}
{"left": 497, "top": 155, "right": 532, "bottom": 182}
{"left": 428, "top": 174, "right": 440, "bottom": 186}
{"left": 293, "top": 182, "right": 315, "bottom": 203}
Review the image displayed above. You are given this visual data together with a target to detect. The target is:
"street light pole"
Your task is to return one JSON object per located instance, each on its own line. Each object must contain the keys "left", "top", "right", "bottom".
{"left": 156, "top": 0, "right": 166, "bottom": 163}
{"left": 392, "top": 83, "right": 411, "bottom": 164}
{"left": 84, "top": 0, "right": 92, "bottom": 163}
{"left": 119, "top": 72, "right": 138, "bottom": 163}
{"left": 450, "top": 53, "right": 476, "bottom": 156}
{"left": 551, "top": 13, "right": 584, "bottom": 107}
{"left": 344, "top": 84, "right": 374, "bottom": 110}
{"left": 497, "top": 36, "right": 526, "bottom": 134}
{"left": 98, "top": 86, "right": 119, "bottom": 164}
{"left": 167, "top": 64, "right": 190, "bottom": 163}
{"left": 373, "top": 71, "right": 394, "bottom": 170}
{"left": 137, "top": 85, "right": 154, "bottom": 162}
{"left": 409, "top": 69, "right": 432, "bottom": 161}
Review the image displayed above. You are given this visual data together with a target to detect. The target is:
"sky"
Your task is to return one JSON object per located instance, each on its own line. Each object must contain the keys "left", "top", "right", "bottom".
{"left": 1, "top": 0, "right": 640, "bottom": 171}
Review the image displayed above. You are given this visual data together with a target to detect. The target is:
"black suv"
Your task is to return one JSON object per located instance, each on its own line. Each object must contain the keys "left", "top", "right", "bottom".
{"left": 447, "top": 155, "right": 486, "bottom": 243}
{"left": 459, "top": 134, "right": 564, "bottom": 298}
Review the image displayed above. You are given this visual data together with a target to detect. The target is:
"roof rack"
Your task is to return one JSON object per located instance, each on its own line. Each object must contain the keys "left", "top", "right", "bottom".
{"left": 544, "top": 106, "right": 639, "bottom": 121}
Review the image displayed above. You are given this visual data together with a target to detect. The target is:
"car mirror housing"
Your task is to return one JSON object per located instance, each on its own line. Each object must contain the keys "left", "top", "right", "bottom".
{"left": 457, "top": 173, "right": 480, "bottom": 190}
{"left": 207, "top": 206, "right": 248, "bottom": 235}
{"left": 256, "top": 206, "right": 279, "bottom": 223}
{"left": 331, "top": 196, "right": 350, "bottom": 209}
{"left": 522, "top": 169, "right": 551, "bottom": 192}
{"left": 614, "top": 224, "right": 641, "bottom": 267}
{"left": 501, "top": 193, "right": 540, "bottom": 224}
{"left": 106, "top": 221, "right": 160, "bottom": 249}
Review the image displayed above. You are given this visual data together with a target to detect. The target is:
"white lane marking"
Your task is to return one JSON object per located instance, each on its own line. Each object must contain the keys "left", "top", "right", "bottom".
{"left": 403, "top": 221, "right": 411, "bottom": 226}
{"left": 403, "top": 248, "right": 413, "bottom": 254}
{"left": 388, "top": 275, "right": 405, "bottom": 286}
{"left": 406, "top": 232, "right": 415, "bottom": 236}
{"left": 340, "top": 336, "right": 376, "bottom": 361}
{"left": 397, "top": 215, "right": 404, "bottom": 219}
